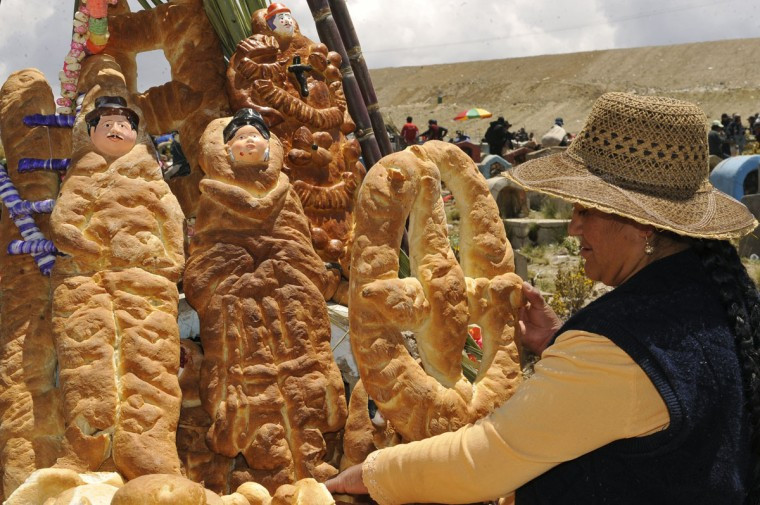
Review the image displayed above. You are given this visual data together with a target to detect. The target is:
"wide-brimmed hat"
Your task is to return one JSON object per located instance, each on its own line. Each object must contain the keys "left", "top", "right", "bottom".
{"left": 505, "top": 92, "right": 757, "bottom": 239}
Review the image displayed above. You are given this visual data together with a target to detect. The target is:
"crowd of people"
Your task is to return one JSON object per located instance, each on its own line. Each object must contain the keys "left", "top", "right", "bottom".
{"left": 708, "top": 112, "right": 760, "bottom": 161}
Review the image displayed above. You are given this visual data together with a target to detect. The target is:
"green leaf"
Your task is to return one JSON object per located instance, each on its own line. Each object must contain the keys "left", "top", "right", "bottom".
{"left": 202, "top": 0, "right": 260, "bottom": 59}
{"left": 398, "top": 248, "right": 410, "bottom": 278}
{"left": 136, "top": 0, "right": 153, "bottom": 9}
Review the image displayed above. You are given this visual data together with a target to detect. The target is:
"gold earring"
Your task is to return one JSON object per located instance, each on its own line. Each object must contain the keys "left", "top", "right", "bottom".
{"left": 644, "top": 235, "right": 654, "bottom": 255}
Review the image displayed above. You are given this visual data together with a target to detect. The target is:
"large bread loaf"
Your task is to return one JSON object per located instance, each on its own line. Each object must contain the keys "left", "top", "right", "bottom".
{"left": 0, "top": 68, "right": 69, "bottom": 498}
{"left": 348, "top": 141, "right": 524, "bottom": 444}
{"left": 49, "top": 55, "right": 185, "bottom": 479}
{"left": 183, "top": 118, "right": 346, "bottom": 493}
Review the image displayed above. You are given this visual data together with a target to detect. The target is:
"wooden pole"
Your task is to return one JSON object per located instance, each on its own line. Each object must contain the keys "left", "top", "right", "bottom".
{"left": 327, "top": 0, "right": 393, "bottom": 157}
{"left": 305, "top": 0, "right": 383, "bottom": 168}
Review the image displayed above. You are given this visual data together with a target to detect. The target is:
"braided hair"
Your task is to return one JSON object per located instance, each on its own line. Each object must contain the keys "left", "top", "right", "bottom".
{"left": 690, "top": 239, "right": 760, "bottom": 504}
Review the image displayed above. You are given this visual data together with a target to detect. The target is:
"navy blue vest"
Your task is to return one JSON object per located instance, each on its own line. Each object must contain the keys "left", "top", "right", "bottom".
{"left": 516, "top": 250, "right": 751, "bottom": 504}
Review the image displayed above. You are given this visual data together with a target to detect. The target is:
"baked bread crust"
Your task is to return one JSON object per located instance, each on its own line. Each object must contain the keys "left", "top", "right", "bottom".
{"left": 226, "top": 9, "right": 364, "bottom": 273}
{"left": 183, "top": 118, "right": 347, "bottom": 493}
{"left": 104, "top": 0, "right": 231, "bottom": 216}
{"left": 50, "top": 55, "right": 184, "bottom": 480}
{"left": 0, "top": 68, "right": 68, "bottom": 498}
{"left": 348, "top": 141, "right": 524, "bottom": 442}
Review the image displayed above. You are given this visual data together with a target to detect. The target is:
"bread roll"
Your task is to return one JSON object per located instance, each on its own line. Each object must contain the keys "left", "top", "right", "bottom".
{"left": 110, "top": 474, "right": 206, "bottom": 505}
{"left": 51, "top": 482, "right": 119, "bottom": 505}
{"left": 50, "top": 55, "right": 184, "bottom": 480}
{"left": 0, "top": 68, "right": 68, "bottom": 498}
{"left": 183, "top": 119, "right": 347, "bottom": 493}
{"left": 3, "top": 468, "right": 82, "bottom": 505}
{"left": 348, "top": 141, "right": 524, "bottom": 442}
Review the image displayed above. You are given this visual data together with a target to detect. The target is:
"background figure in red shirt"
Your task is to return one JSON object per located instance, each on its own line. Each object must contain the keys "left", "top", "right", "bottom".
{"left": 400, "top": 116, "right": 419, "bottom": 148}
{"left": 420, "top": 119, "right": 448, "bottom": 142}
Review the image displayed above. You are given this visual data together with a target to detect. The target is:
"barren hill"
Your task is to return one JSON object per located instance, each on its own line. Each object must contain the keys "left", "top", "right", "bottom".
{"left": 371, "top": 37, "right": 760, "bottom": 142}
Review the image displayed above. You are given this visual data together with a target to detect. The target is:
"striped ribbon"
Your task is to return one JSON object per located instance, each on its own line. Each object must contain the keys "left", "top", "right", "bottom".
{"left": 18, "top": 158, "right": 70, "bottom": 173}
{"left": 0, "top": 165, "right": 57, "bottom": 275}
{"left": 23, "top": 114, "right": 76, "bottom": 128}
{"left": 8, "top": 239, "right": 57, "bottom": 256}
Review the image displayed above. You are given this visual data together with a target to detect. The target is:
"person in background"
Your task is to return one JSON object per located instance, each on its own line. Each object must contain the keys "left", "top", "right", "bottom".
{"left": 484, "top": 116, "right": 512, "bottom": 156}
{"left": 400, "top": 116, "right": 419, "bottom": 148}
{"left": 420, "top": 119, "right": 448, "bottom": 142}
{"left": 326, "top": 92, "right": 759, "bottom": 505}
{"left": 708, "top": 119, "right": 728, "bottom": 161}
{"left": 727, "top": 113, "right": 747, "bottom": 155}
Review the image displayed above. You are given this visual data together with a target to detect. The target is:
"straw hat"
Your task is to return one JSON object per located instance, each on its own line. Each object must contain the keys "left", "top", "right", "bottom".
{"left": 505, "top": 92, "right": 757, "bottom": 239}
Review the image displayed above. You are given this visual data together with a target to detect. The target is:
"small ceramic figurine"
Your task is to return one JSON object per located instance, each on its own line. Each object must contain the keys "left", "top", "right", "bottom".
{"left": 223, "top": 108, "right": 270, "bottom": 164}
{"left": 265, "top": 3, "right": 295, "bottom": 38}
{"left": 84, "top": 95, "right": 139, "bottom": 158}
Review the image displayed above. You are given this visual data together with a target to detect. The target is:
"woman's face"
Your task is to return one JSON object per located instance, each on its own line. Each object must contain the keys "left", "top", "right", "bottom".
{"left": 568, "top": 204, "right": 650, "bottom": 286}
{"left": 227, "top": 124, "right": 269, "bottom": 164}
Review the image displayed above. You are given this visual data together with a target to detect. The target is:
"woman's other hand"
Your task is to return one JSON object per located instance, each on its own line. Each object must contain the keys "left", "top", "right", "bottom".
{"left": 325, "top": 464, "right": 369, "bottom": 495}
{"left": 519, "top": 282, "right": 562, "bottom": 355}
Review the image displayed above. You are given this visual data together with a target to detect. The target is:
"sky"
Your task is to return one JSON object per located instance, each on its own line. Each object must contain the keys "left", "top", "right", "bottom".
{"left": 0, "top": 0, "right": 758, "bottom": 99}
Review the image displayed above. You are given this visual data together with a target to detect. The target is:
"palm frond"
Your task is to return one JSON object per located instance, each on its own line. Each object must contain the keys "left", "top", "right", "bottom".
{"left": 202, "top": 0, "right": 268, "bottom": 60}
{"left": 136, "top": 0, "right": 153, "bottom": 9}
{"left": 399, "top": 248, "right": 410, "bottom": 278}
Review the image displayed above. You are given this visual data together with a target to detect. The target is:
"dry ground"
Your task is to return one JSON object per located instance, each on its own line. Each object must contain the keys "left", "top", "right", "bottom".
{"left": 371, "top": 37, "right": 760, "bottom": 143}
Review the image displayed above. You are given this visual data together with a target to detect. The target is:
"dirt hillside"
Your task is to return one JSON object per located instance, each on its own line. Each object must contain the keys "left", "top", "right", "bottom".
{"left": 371, "top": 37, "right": 760, "bottom": 142}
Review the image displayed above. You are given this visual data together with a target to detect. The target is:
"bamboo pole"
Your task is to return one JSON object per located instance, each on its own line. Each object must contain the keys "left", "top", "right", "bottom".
{"left": 327, "top": 0, "right": 393, "bottom": 157}
{"left": 305, "top": 0, "right": 382, "bottom": 168}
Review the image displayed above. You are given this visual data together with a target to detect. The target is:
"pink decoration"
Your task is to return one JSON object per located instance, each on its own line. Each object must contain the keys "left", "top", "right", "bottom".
{"left": 57, "top": 97, "right": 73, "bottom": 107}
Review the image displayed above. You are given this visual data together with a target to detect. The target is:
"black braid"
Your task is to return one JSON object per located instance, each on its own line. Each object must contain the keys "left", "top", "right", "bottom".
{"left": 690, "top": 239, "right": 760, "bottom": 504}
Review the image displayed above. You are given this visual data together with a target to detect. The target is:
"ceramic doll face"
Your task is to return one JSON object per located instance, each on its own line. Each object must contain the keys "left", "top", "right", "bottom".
{"left": 91, "top": 114, "right": 138, "bottom": 158}
{"left": 271, "top": 12, "right": 295, "bottom": 36}
{"left": 227, "top": 124, "right": 269, "bottom": 164}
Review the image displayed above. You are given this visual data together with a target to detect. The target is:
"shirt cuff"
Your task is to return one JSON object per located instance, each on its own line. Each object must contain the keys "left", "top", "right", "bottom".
{"left": 362, "top": 450, "right": 395, "bottom": 505}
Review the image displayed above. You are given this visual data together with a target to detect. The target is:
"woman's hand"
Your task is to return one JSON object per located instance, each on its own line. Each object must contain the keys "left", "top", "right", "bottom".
{"left": 519, "top": 282, "right": 562, "bottom": 355}
{"left": 325, "top": 464, "right": 369, "bottom": 495}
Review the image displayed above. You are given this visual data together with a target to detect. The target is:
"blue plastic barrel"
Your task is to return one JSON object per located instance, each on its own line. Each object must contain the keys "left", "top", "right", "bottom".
{"left": 709, "top": 155, "right": 760, "bottom": 200}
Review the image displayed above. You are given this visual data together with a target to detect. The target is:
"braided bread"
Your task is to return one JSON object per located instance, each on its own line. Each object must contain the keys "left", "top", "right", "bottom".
{"left": 349, "top": 141, "right": 524, "bottom": 442}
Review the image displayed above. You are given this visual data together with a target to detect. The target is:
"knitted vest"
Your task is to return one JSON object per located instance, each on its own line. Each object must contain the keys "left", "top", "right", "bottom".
{"left": 516, "top": 250, "right": 751, "bottom": 505}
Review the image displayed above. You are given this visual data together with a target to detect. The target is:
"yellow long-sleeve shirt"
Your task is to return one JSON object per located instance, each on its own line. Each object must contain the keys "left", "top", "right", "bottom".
{"left": 361, "top": 330, "right": 671, "bottom": 505}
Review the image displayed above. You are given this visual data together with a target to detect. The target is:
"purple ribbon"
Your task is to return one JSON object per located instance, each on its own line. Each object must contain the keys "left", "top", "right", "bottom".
{"left": 23, "top": 114, "right": 76, "bottom": 128}
{"left": 18, "top": 158, "right": 70, "bottom": 173}
{"left": 8, "top": 239, "right": 57, "bottom": 255}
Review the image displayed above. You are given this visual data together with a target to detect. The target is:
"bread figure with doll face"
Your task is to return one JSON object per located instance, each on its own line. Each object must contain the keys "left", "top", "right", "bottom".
{"left": 49, "top": 55, "right": 185, "bottom": 482}
{"left": 183, "top": 109, "right": 346, "bottom": 493}
{"left": 227, "top": 5, "right": 365, "bottom": 285}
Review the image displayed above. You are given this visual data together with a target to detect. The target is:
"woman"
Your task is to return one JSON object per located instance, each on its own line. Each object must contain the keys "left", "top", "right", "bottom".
{"left": 326, "top": 93, "right": 760, "bottom": 504}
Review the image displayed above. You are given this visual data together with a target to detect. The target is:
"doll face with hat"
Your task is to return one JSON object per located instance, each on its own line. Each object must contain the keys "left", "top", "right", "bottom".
{"left": 227, "top": 124, "right": 269, "bottom": 164}
{"left": 90, "top": 113, "right": 138, "bottom": 158}
{"left": 266, "top": 4, "right": 295, "bottom": 37}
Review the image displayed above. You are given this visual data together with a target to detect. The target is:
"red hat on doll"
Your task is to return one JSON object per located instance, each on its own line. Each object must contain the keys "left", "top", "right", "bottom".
{"left": 265, "top": 3, "right": 291, "bottom": 20}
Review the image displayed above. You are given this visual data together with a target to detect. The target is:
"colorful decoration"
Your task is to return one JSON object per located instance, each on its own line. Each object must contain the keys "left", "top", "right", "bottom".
{"left": 57, "top": 0, "right": 119, "bottom": 115}
{"left": 453, "top": 108, "right": 493, "bottom": 121}
{"left": 0, "top": 165, "right": 57, "bottom": 275}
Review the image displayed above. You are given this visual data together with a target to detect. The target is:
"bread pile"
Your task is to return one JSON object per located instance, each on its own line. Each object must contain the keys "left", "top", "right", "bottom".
{"left": 3, "top": 469, "right": 123, "bottom": 505}
{"left": 104, "top": 0, "right": 230, "bottom": 216}
{"left": 49, "top": 55, "right": 186, "bottom": 480}
{"left": 226, "top": 8, "right": 365, "bottom": 274}
{"left": 347, "top": 141, "right": 524, "bottom": 453}
{"left": 183, "top": 118, "right": 347, "bottom": 493}
{"left": 0, "top": 69, "right": 71, "bottom": 498}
